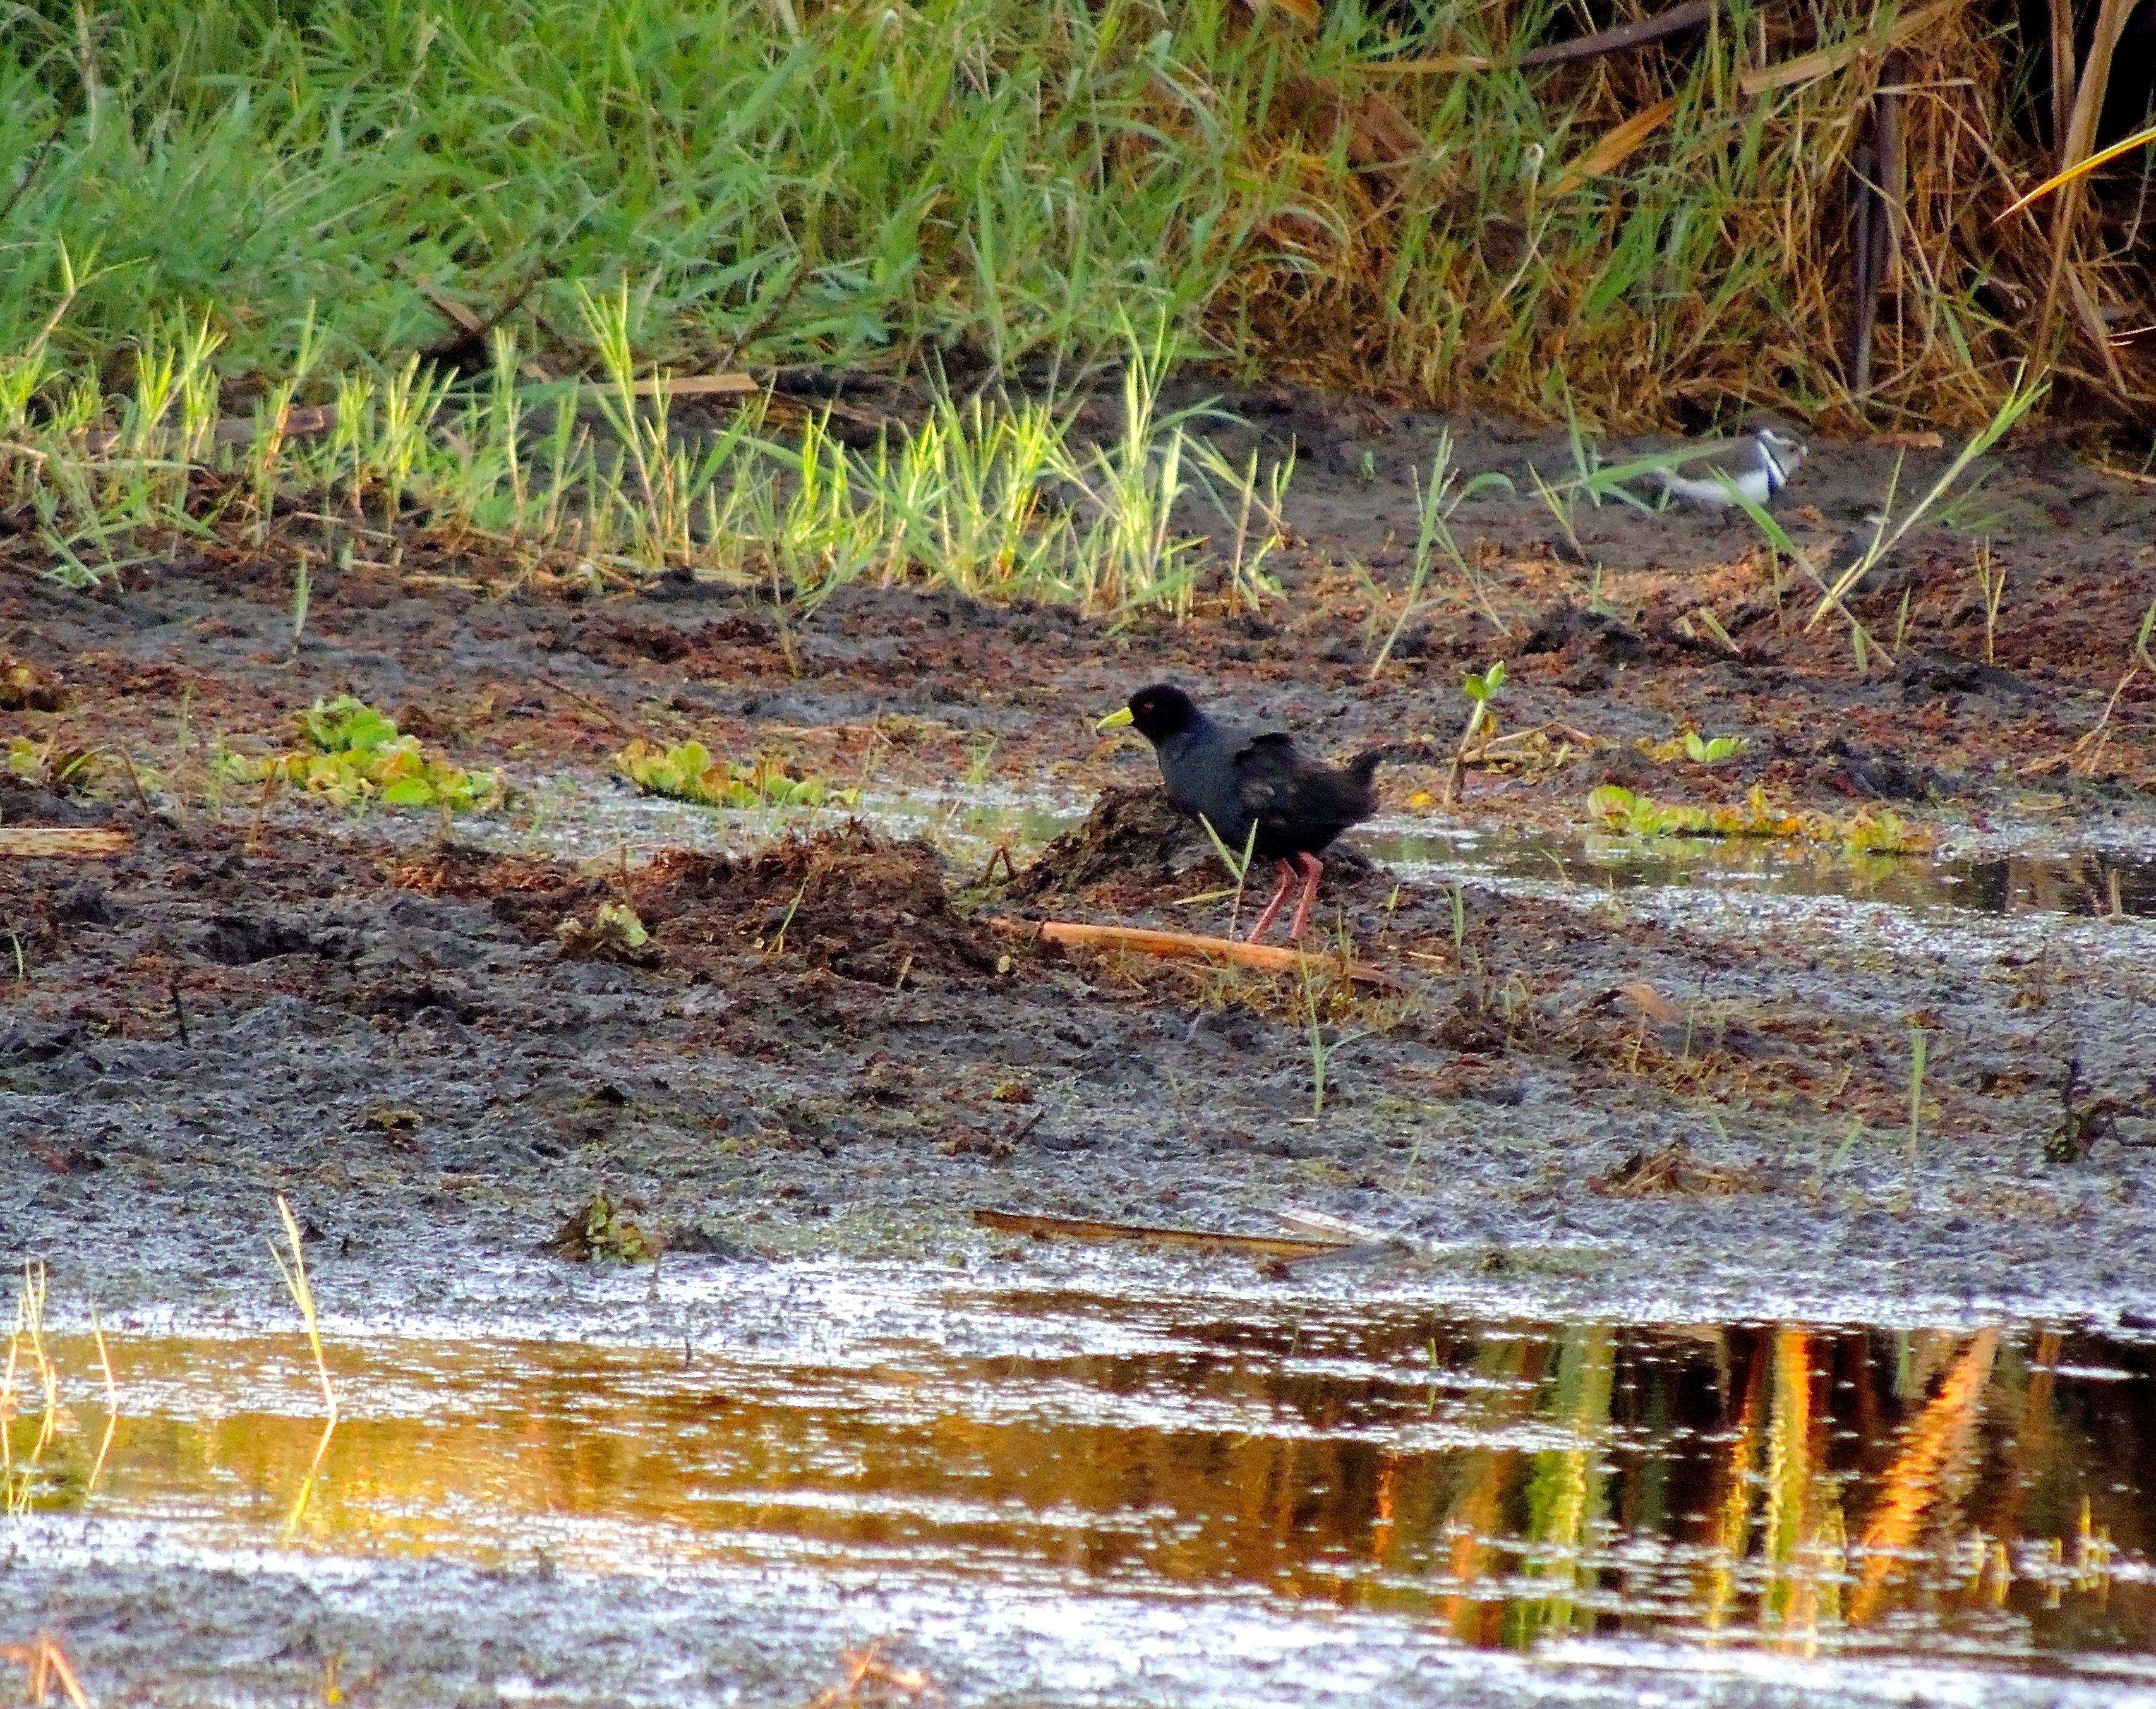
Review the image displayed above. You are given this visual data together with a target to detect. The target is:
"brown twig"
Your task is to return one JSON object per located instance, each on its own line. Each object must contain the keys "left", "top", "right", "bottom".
{"left": 535, "top": 677, "right": 651, "bottom": 742}
{"left": 0, "top": 826, "right": 130, "bottom": 858}
{"left": 974, "top": 1207, "right": 1350, "bottom": 1259}
{"left": 1848, "top": 56, "right": 1905, "bottom": 401}
{"left": 1519, "top": 0, "right": 1716, "bottom": 67}
{"left": 2070, "top": 665, "right": 2139, "bottom": 774}
{"left": 1365, "top": 0, "right": 1716, "bottom": 74}
{"left": 115, "top": 747, "right": 153, "bottom": 814}
{"left": 989, "top": 917, "right": 1401, "bottom": 987}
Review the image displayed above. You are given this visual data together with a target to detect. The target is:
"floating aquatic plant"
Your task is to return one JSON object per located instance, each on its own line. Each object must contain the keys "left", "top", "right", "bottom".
{"left": 613, "top": 739, "right": 859, "bottom": 811}
{"left": 1636, "top": 729, "right": 1750, "bottom": 765}
{"left": 225, "top": 695, "right": 504, "bottom": 811}
{"left": 1588, "top": 784, "right": 1930, "bottom": 854}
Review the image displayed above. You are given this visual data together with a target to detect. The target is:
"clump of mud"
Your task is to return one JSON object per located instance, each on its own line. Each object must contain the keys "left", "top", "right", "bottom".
{"left": 1012, "top": 785, "right": 1387, "bottom": 911}
{"left": 619, "top": 822, "right": 1004, "bottom": 987}
{"left": 1590, "top": 1139, "right": 1767, "bottom": 1197}
{"left": 1010, "top": 786, "right": 1212, "bottom": 904}
{"left": 0, "top": 772, "right": 113, "bottom": 828}
{"left": 389, "top": 846, "right": 609, "bottom": 938}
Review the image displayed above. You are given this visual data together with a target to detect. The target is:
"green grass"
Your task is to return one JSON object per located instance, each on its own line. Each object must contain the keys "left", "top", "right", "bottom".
{"left": 5, "top": 0, "right": 2143, "bottom": 425}
{"left": 0, "top": 0, "right": 2146, "bottom": 607}
{"left": 1, "top": 284, "right": 1291, "bottom": 609}
{"left": 0, "top": 0, "right": 1276, "bottom": 381}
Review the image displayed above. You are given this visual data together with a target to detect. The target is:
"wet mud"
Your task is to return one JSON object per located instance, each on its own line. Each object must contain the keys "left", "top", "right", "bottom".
{"left": 3, "top": 390, "right": 2156, "bottom": 1703}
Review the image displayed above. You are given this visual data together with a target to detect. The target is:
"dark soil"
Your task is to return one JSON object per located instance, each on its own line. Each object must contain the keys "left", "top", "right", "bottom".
{"left": 4, "top": 391, "right": 2155, "bottom": 1322}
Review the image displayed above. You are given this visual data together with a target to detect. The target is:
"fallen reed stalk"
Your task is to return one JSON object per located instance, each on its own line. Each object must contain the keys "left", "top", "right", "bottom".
{"left": 269, "top": 1195, "right": 339, "bottom": 1533}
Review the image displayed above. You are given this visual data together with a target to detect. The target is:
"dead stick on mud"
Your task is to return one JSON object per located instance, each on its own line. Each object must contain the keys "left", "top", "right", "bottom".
{"left": 537, "top": 677, "right": 652, "bottom": 742}
{"left": 0, "top": 828, "right": 131, "bottom": 859}
{"left": 2069, "top": 665, "right": 2137, "bottom": 774}
{"left": 990, "top": 917, "right": 1401, "bottom": 988}
{"left": 974, "top": 1207, "right": 1353, "bottom": 1259}
{"left": 115, "top": 748, "right": 153, "bottom": 814}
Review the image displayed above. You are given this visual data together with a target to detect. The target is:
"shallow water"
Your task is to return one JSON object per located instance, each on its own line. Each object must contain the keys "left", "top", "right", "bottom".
{"left": 474, "top": 771, "right": 2156, "bottom": 926}
{"left": 1361, "top": 822, "right": 2156, "bottom": 922}
{"left": 13, "top": 1270, "right": 2156, "bottom": 1700}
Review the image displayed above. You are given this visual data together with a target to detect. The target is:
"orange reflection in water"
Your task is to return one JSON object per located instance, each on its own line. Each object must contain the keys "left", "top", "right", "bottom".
{"left": 8, "top": 1306, "right": 2154, "bottom": 1671}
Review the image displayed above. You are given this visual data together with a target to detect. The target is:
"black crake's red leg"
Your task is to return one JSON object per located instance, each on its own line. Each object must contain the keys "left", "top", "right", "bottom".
{"left": 1285, "top": 852, "right": 1325, "bottom": 941}
{"left": 1246, "top": 859, "right": 1297, "bottom": 941}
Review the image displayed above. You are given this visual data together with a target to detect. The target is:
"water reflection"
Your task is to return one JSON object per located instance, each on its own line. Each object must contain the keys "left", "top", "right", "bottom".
{"left": 10, "top": 1304, "right": 2154, "bottom": 1678}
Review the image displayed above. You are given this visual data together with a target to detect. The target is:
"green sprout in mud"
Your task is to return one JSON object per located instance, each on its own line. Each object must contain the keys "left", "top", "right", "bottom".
{"left": 269, "top": 1195, "right": 338, "bottom": 1536}
{"left": 613, "top": 739, "right": 860, "bottom": 811}
{"left": 1636, "top": 730, "right": 1749, "bottom": 766}
{"left": 1969, "top": 541, "right": 2009, "bottom": 666}
{"left": 224, "top": 696, "right": 504, "bottom": 813}
{"left": 1442, "top": 661, "right": 1506, "bottom": 806}
{"left": 1460, "top": 662, "right": 1505, "bottom": 738}
{"left": 1194, "top": 440, "right": 1291, "bottom": 617}
{"left": 1302, "top": 968, "right": 1365, "bottom": 1119}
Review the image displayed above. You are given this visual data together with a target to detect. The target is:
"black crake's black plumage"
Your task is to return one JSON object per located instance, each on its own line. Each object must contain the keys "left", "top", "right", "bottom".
{"left": 1115, "top": 684, "right": 1383, "bottom": 940}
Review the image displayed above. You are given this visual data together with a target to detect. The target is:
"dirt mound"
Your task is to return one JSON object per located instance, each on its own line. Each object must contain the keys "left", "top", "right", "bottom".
{"left": 621, "top": 822, "right": 1002, "bottom": 986}
{"left": 0, "top": 772, "right": 120, "bottom": 829}
{"left": 1010, "top": 786, "right": 1212, "bottom": 904}
{"left": 1013, "top": 786, "right": 1387, "bottom": 910}
{"left": 389, "top": 827, "right": 1004, "bottom": 985}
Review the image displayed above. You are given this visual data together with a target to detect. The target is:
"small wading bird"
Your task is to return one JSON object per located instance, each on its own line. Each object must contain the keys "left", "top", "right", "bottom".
{"left": 1098, "top": 684, "right": 1383, "bottom": 943}
{"left": 1648, "top": 420, "right": 1808, "bottom": 514}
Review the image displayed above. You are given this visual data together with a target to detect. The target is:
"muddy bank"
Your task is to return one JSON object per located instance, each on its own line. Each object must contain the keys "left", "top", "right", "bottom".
{"left": 1, "top": 390, "right": 2154, "bottom": 1316}
{"left": 2, "top": 774, "right": 2152, "bottom": 1326}
{"left": 4, "top": 389, "right": 2154, "bottom": 829}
